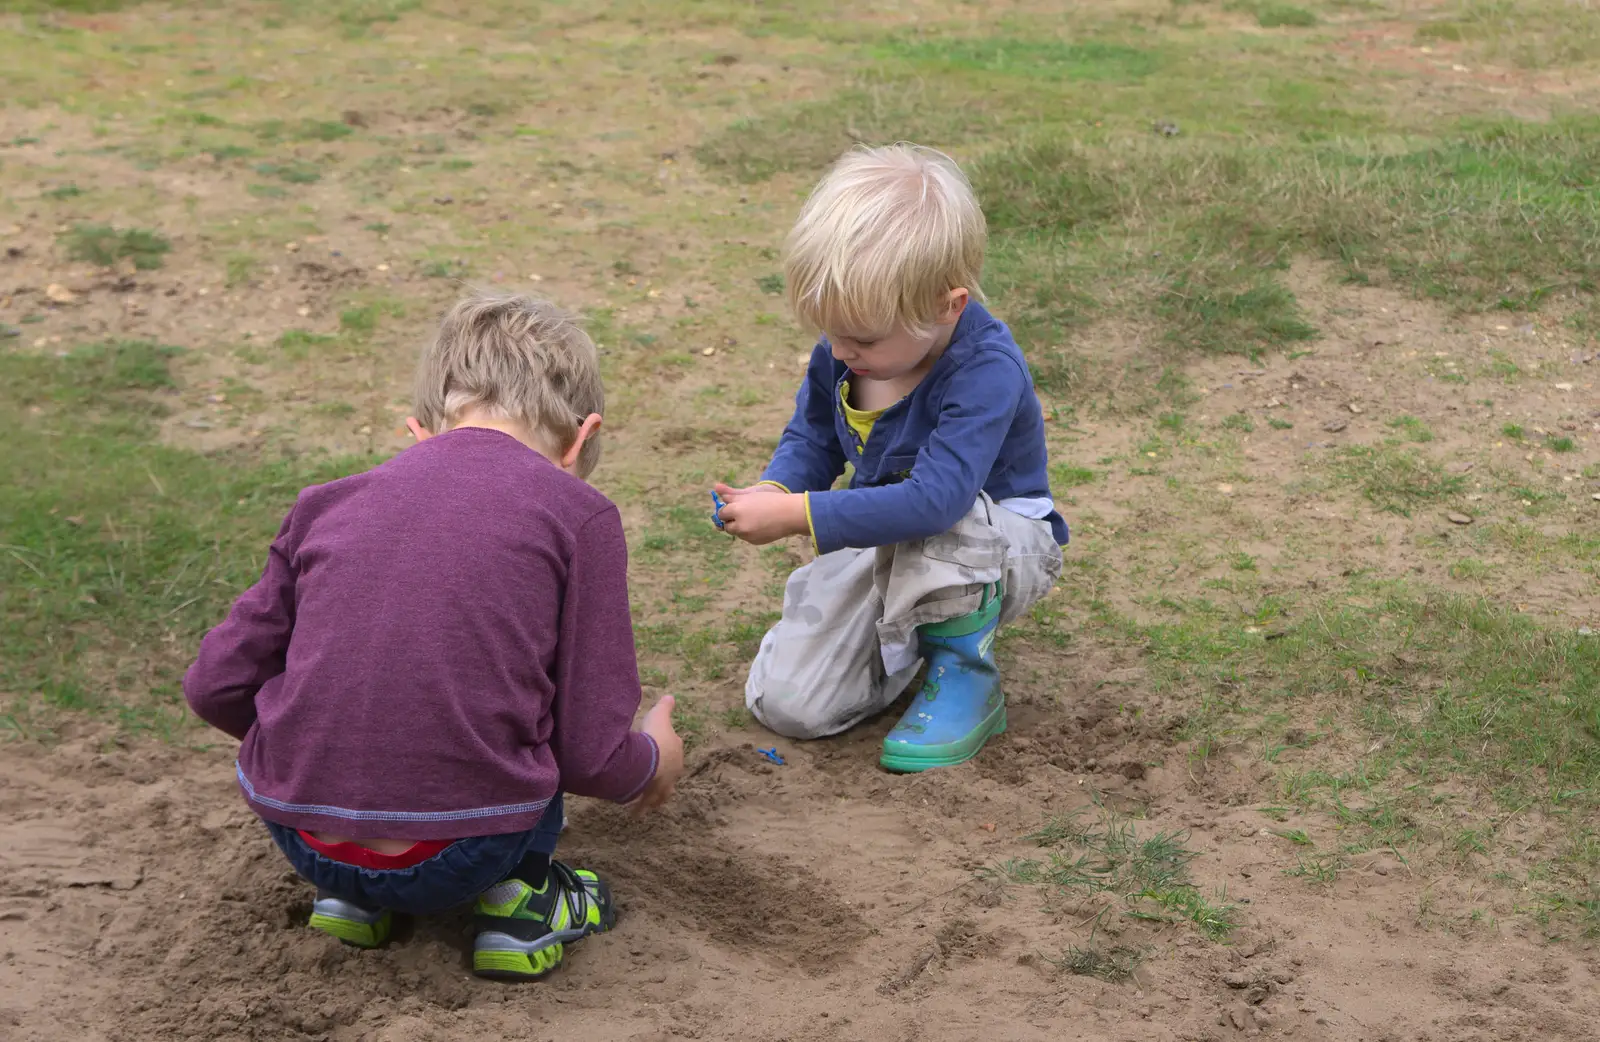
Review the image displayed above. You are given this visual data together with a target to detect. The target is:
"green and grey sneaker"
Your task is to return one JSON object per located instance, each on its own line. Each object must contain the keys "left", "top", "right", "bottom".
{"left": 308, "top": 892, "right": 393, "bottom": 949}
{"left": 472, "top": 862, "right": 616, "bottom": 981}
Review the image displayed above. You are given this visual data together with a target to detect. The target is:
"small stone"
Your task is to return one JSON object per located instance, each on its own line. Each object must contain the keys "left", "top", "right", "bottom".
{"left": 46, "top": 283, "right": 76, "bottom": 303}
{"left": 1373, "top": 861, "right": 1389, "bottom": 876}
{"left": 1229, "top": 1008, "right": 1248, "bottom": 1031}
{"left": 702, "top": 347, "right": 716, "bottom": 356}
{"left": 1447, "top": 512, "right": 1474, "bottom": 525}
{"left": 184, "top": 419, "right": 214, "bottom": 430}
{"left": 376, "top": 263, "right": 390, "bottom": 272}
{"left": 1322, "top": 418, "right": 1348, "bottom": 433}
{"left": 1223, "top": 971, "right": 1252, "bottom": 988}
{"left": 1554, "top": 382, "right": 1574, "bottom": 391}
{"left": 1216, "top": 483, "right": 1234, "bottom": 495}
{"left": 528, "top": 273, "right": 543, "bottom": 281}
{"left": 284, "top": 241, "right": 299, "bottom": 252}
{"left": 979, "top": 822, "right": 996, "bottom": 832}
{"left": 1347, "top": 403, "right": 1364, "bottom": 414}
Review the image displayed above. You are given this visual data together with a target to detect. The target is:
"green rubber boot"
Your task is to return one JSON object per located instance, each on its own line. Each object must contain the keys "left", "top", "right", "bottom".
{"left": 880, "top": 583, "right": 1005, "bottom": 773}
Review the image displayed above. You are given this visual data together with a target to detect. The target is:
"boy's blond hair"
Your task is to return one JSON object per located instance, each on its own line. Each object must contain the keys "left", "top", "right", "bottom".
{"left": 783, "top": 143, "right": 986, "bottom": 340}
{"left": 414, "top": 291, "right": 605, "bottom": 477}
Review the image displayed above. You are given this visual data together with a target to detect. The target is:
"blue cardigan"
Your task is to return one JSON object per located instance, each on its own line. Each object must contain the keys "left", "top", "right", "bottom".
{"left": 761, "top": 301, "right": 1069, "bottom": 554}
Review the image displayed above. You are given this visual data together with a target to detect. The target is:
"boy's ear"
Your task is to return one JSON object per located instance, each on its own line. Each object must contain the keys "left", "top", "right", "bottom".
{"left": 943, "top": 288, "right": 970, "bottom": 323}
{"left": 560, "top": 413, "right": 603, "bottom": 471}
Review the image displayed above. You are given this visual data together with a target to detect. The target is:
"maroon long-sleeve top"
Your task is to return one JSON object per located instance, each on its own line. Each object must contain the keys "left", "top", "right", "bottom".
{"left": 183, "top": 427, "right": 658, "bottom": 840}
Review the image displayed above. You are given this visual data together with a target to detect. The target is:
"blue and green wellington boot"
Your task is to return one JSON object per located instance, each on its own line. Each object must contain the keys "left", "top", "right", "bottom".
{"left": 880, "top": 582, "right": 1005, "bottom": 773}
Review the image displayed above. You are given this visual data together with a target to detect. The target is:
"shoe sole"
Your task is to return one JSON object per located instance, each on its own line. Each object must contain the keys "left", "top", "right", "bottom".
{"left": 879, "top": 705, "right": 1006, "bottom": 774}
{"left": 308, "top": 910, "right": 392, "bottom": 949}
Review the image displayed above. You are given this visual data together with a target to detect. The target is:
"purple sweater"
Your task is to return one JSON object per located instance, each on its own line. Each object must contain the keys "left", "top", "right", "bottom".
{"left": 183, "top": 427, "right": 658, "bottom": 840}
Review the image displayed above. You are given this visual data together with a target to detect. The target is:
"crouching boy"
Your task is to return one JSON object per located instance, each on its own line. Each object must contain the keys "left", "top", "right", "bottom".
{"left": 715, "top": 144, "right": 1068, "bottom": 772}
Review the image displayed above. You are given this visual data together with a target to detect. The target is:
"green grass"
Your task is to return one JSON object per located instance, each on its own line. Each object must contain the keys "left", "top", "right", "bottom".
{"left": 1131, "top": 585, "right": 1600, "bottom": 927}
{"left": 997, "top": 809, "right": 1239, "bottom": 940}
{"left": 60, "top": 224, "right": 171, "bottom": 270}
{"left": 1387, "top": 415, "right": 1435, "bottom": 443}
{"left": 1329, "top": 445, "right": 1467, "bottom": 516}
{"left": 1, "top": 342, "right": 368, "bottom": 738}
{"left": 972, "top": 117, "right": 1600, "bottom": 359}
{"left": 1052, "top": 464, "right": 1098, "bottom": 488}
{"left": 1243, "top": 3, "right": 1319, "bottom": 29}
{"left": 254, "top": 160, "right": 321, "bottom": 184}
{"left": 872, "top": 37, "right": 1160, "bottom": 82}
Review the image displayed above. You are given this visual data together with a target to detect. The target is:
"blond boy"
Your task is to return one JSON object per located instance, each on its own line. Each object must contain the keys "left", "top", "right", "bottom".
{"left": 715, "top": 145, "right": 1067, "bottom": 771}
{"left": 184, "top": 292, "right": 683, "bottom": 980}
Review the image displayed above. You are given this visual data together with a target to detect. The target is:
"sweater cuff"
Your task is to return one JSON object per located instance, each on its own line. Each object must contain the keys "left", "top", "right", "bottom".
{"left": 614, "top": 732, "right": 659, "bottom": 805}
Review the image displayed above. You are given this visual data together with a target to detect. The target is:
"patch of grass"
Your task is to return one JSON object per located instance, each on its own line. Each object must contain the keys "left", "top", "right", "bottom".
{"left": 1135, "top": 587, "right": 1600, "bottom": 926}
{"left": 1387, "top": 415, "right": 1435, "bottom": 443}
{"left": 1001, "top": 809, "right": 1239, "bottom": 940}
{"left": 43, "top": 182, "right": 84, "bottom": 200}
{"left": 694, "top": 75, "right": 994, "bottom": 183}
{"left": 276, "top": 329, "right": 337, "bottom": 361}
{"left": 1222, "top": 413, "right": 1256, "bottom": 434}
{"left": 1244, "top": 3, "right": 1319, "bottom": 29}
{"left": 1329, "top": 445, "right": 1466, "bottom": 516}
{"left": 874, "top": 37, "right": 1160, "bottom": 82}
{"left": 1052, "top": 464, "right": 1098, "bottom": 488}
{"left": 1286, "top": 852, "right": 1349, "bottom": 885}
{"left": 1267, "top": 417, "right": 1294, "bottom": 430}
{"left": 1546, "top": 435, "right": 1576, "bottom": 453}
{"left": 254, "top": 160, "right": 321, "bottom": 184}
{"left": 60, "top": 224, "right": 171, "bottom": 270}
{"left": 1, "top": 342, "right": 370, "bottom": 737}
{"left": 971, "top": 118, "right": 1600, "bottom": 358}
{"left": 1053, "top": 944, "right": 1148, "bottom": 983}
{"left": 1416, "top": 0, "right": 1600, "bottom": 70}
{"left": 755, "top": 273, "right": 784, "bottom": 295}
{"left": 224, "top": 254, "right": 258, "bottom": 287}
{"left": 1502, "top": 423, "right": 1525, "bottom": 439}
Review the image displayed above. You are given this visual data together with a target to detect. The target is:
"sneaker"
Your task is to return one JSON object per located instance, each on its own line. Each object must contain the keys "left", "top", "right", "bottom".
{"left": 472, "top": 861, "right": 616, "bottom": 981}
{"left": 308, "top": 892, "right": 393, "bottom": 949}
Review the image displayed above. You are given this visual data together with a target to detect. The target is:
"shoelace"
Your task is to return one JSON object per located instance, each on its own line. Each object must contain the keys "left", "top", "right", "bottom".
{"left": 548, "top": 861, "right": 593, "bottom": 928}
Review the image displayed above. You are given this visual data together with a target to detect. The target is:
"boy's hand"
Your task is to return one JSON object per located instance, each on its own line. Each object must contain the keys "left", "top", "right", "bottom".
{"left": 713, "top": 481, "right": 785, "bottom": 500}
{"left": 714, "top": 489, "right": 809, "bottom": 545}
{"left": 631, "top": 695, "right": 684, "bottom": 813}
{"left": 404, "top": 417, "right": 434, "bottom": 443}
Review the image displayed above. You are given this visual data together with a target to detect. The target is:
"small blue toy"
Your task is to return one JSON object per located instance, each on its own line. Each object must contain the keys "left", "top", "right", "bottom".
{"left": 711, "top": 489, "right": 727, "bottom": 530}
{"left": 757, "top": 746, "right": 786, "bottom": 765}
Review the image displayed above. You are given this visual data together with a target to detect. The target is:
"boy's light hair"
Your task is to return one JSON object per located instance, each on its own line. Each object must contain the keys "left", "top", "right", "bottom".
{"left": 414, "top": 291, "right": 605, "bottom": 477}
{"left": 784, "top": 143, "right": 985, "bottom": 340}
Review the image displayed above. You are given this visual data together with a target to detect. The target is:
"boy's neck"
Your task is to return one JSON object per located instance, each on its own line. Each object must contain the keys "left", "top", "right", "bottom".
{"left": 447, "top": 414, "right": 562, "bottom": 464}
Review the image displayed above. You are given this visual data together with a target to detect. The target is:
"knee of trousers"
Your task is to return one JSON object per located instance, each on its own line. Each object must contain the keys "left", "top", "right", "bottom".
{"left": 746, "top": 681, "right": 839, "bottom": 740}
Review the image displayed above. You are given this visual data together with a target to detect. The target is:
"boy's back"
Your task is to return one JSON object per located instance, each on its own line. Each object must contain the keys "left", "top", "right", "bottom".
{"left": 197, "top": 426, "right": 650, "bottom": 840}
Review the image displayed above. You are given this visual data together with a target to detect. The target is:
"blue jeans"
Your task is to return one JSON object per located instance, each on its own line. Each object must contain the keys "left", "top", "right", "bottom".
{"left": 265, "top": 793, "right": 565, "bottom": 916}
